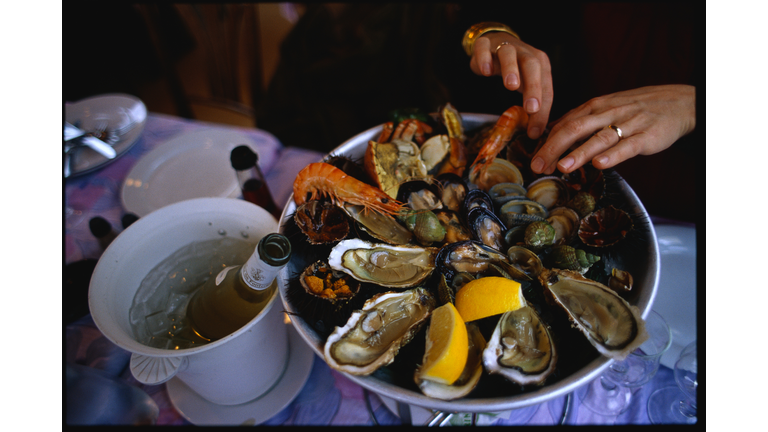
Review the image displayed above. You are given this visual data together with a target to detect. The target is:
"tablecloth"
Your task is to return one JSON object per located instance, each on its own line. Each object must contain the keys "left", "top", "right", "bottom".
{"left": 64, "top": 112, "right": 697, "bottom": 426}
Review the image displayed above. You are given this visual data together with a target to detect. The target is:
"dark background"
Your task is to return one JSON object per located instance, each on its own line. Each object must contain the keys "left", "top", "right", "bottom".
{"left": 63, "top": 3, "right": 701, "bottom": 223}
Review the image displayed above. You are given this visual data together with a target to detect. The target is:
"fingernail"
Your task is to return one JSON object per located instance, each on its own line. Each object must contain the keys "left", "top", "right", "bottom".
{"left": 558, "top": 156, "right": 574, "bottom": 171}
{"left": 505, "top": 74, "right": 519, "bottom": 88}
{"left": 482, "top": 63, "right": 491, "bottom": 76}
{"left": 595, "top": 156, "right": 609, "bottom": 167}
{"left": 531, "top": 157, "right": 544, "bottom": 173}
{"left": 525, "top": 98, "right": 540, "bottom": 113}
{"left": 529, "top": 127, "right": 541, "bottom": 139}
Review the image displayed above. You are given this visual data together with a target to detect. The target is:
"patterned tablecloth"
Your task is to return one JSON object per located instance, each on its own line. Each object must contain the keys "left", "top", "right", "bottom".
{"left": 64, "top": 112, "right": 695, "bottom": 426}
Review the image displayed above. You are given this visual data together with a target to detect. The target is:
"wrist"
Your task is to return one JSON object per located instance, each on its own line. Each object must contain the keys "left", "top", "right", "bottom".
{"left": 462, "top": 22, "right": 520, "bottom": 56}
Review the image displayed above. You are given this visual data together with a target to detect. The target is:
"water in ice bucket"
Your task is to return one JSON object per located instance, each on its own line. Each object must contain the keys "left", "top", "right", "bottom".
{"left": 129, "top": 236, "right": 254, "bottom": 350}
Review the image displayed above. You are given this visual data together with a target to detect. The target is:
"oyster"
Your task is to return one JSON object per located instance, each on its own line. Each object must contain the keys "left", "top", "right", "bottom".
{"left": 538, "top": 269, "right": 647, "bottom": 360}
{"left": 324, "top": 288, "right": 436, "bottom": 375}
{"left": 416, "top": 323, "right": 485, "bottom": 400}
{"left": 343, "top": 204, "right": 412, "bottom": 245}
{"left": 482, "top": 306, "right": 557, "bottom": 386}
{"left": 328, "top": 239, "right": 438, "bottom": 288}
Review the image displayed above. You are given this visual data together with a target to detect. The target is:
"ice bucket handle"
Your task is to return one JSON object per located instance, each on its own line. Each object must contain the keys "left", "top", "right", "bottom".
{"left": 130, "top": 353, "right": 188, "bottom": 385}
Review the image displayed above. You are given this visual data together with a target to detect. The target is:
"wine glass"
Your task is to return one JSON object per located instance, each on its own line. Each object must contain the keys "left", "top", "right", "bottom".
{"left": 580, "top": 310, "right": 672, "bottom": 416}
{"left": 647, "top": 340, "right": 697, "bottom": 424}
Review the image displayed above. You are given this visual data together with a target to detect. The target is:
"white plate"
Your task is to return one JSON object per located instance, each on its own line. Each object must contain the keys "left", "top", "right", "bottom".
{"left": 65, "top": 93, "right": 147, "bottom": 177}
{"left": 166, "top": 324, "right": 314, "bottom": 425}
{"left": 121, "top": 129, "right": 259, "bottom": 217}
{"left": 650, "top": 224, "right": 697, "bottom": 368}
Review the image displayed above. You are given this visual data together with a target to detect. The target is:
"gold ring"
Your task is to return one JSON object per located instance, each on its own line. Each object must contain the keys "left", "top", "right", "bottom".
{"left": 494, "top": 41, "right": 511, "bottom": 55}
{"left": 604, "top": 125, "right": 624, "bottom": 140}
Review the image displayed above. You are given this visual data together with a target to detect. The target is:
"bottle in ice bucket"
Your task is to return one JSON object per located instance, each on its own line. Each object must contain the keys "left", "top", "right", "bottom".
{"left": 230, "top": 145, "right": 281, "bottom": 218}
{"left": 185, "top": 233, "right": 291, "bottom": 342}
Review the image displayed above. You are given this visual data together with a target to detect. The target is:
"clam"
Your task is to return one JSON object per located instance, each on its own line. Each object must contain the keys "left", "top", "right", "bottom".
{"left": 526, "top": 176, "right": 569, "bottom": 209}
{"left": 420, "top": 134, "right": 452, "bottom": 175}
{"left": 578, "top": 205, "right": 633, "bottom": 247}
{"left": 328, "top": 239, "right": 438, "bottom": 288}
{"left": 416, "top": 323, "right": 485, "bottom": 400}
{"left": 483, "top": 306, "right": 557, "bottom": 386}
{"left": 498, "top": 198, "right": 548, "bottom": 227}
{"left": 468, "top": 158, "right": 525, "bottom": 191}
{"left": 343, "top": 204, "right": 412, "bottom": 245}
{"left": 324, "top": 288, "right": 436, "bottom": 375}
{"left": 488, "top": 182, "right": 528, "bottom": 207}
{"left": 294, "top": 200, "right": 351, "bottom": 244}
{"left": 538, "top": 268, "right": 647, "bottom": 360}
{"left": 466, "top": 207, "right": 507, "bottom": 252}
{"left": 506, "top": 246, "right": 544, "bottom": 281}
{"left": 546, "top": 207, "right": 581, "bottom": 245}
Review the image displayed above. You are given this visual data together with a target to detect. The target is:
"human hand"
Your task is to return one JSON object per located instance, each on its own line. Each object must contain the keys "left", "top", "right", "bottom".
{"left": 530, "top": 85, "right": 696, "bottom": 175}
{"left": 469, "top": 32, "right": 552, "bottom": 140}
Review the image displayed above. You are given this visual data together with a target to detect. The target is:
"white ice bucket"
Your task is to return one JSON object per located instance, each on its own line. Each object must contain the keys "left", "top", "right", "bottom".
{"left": 89, "top": 197, "right": 289, "bottom": 405}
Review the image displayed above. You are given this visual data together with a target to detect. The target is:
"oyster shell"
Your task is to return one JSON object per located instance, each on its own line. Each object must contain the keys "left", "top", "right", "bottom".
{"left": 538, "top": 269, "right": 647, "bottom": 360}
{"left": 482, "top": 306, "right": 557, "bottom": 386}
{"left": 328, "top": 239, "right": 438, "bottom": 288}
{"left": 324, "top": 288, "right": 436, "bottom": 375}
{"left": 343, "top": 204, "right": 412, "bottom": 245}
{"left": 416, "top": 323, "right": 485, "bottom": 400}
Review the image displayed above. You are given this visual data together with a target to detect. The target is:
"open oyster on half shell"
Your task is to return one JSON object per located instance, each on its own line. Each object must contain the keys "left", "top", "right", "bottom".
{"left": 324, "top": 287, "right": 436, "bottom": 375}
{"left": 328, "top": 239, "right": 438, "bottom": 288}
{"left": 538, "top": 268, "right": 647, "bottom": 360}
{"left": 482, "top": 306, "right": 557, "bottom": 386}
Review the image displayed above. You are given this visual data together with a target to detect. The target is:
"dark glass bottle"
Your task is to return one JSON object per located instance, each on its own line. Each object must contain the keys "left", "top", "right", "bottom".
{"left": 185, "top": 233, "right": 291, "bottom": 342}
{"left": 230, "top": 145, "right": 281, "bottom": 219}
{"left": 89, "top": 216, "right": 117, "bottom": 250}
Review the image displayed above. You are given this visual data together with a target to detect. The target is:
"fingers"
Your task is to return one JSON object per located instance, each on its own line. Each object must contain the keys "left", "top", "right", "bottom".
{"left": 522, "top": 54, "right": 552, "bottom": 140}
{"left": 531, "top": 113, "right": 608, "bottom": 174}
{"left": 496, "top": 44, "right": 520, "bottom": 90}
{"left": 471, "top": 37, "right": 494, "bottom": 76}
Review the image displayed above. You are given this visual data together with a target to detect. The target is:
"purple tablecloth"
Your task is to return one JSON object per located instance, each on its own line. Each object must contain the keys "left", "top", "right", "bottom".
{"left": 64, "top": 112, "right": 692, "bottom": 426}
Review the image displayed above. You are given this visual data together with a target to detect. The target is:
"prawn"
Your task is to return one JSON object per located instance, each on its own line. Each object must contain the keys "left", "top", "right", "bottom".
{"left": 293, "top": 162, "right": 403, "bottom": 216}
{"left": 469, "top": 106, "right": 528, "bottom": 178}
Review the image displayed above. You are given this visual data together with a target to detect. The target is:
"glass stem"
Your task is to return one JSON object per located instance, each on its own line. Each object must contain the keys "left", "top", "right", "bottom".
{"left": 599, "top": 376, "right": 618, "bottom": 392}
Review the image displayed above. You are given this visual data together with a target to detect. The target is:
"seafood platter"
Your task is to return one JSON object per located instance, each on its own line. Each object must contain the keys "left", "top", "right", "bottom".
{"left": 277, "top": 105, "right": 660, "bottom": 413}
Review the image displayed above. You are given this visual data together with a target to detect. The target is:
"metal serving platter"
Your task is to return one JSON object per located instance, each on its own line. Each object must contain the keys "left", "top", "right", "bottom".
{"left": 277, "top": 113, "right": 660, "bottom": 413}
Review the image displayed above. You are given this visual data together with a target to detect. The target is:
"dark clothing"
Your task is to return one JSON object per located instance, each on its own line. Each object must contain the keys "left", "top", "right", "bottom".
{"left": 256, "top": 3, "right": 700, "bottom": 222}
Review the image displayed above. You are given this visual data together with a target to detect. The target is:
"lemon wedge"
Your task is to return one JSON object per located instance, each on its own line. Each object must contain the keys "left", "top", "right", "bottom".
{"left": 417, "top": 302, "right": 468, "bottom": 385}
{"left": 454, "top": 276, "right": 526, "bottom": 322}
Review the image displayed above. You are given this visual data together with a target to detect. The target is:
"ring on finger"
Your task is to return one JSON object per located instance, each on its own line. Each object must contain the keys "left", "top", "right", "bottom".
{"left": 603, "top": 124, "right": 624, "bottom": 140}
{"left": 494, "top": 41, "right": 511, "bottom": 55}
